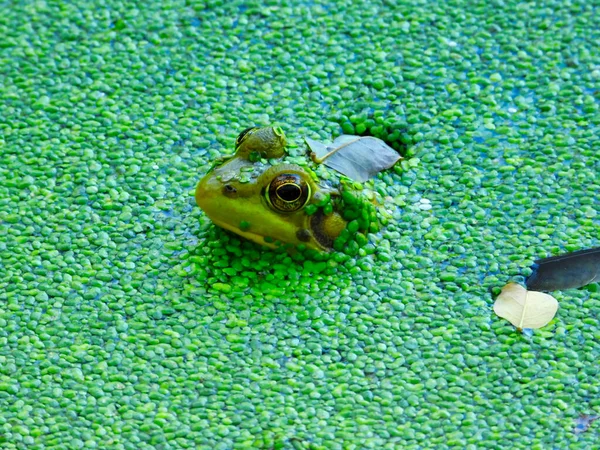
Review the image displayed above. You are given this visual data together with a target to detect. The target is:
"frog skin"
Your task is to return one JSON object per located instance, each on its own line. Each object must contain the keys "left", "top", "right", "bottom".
{"left": 195, "top": 126, "right": 348, "bottom": 251}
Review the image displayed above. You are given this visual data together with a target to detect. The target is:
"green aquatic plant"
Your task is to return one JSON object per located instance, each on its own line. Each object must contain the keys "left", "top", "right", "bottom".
{"left": 0, "top": 0, "right": 599, "bottom": 449}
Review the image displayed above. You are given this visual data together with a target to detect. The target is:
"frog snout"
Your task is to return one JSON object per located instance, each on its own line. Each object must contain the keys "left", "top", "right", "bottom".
{"left": 195, "top": 175, "right": 217, "bottom": 213}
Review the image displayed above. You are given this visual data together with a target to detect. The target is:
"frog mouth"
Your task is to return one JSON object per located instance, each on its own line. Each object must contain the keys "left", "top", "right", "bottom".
{"left": 210, "top": 218, "right": 279, "bottom": 249}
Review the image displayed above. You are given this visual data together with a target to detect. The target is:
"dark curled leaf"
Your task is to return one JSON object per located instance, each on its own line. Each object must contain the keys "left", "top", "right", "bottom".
{"left": 526, "top": 247, "right": 600, "bottom": 291}
{"left": 305, "top": 135, "right": 402, "bottom": 182}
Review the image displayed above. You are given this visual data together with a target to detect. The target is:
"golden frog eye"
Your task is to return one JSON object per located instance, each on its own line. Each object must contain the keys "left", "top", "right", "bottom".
{"left": 266, "top": 173, "right": 311, "bottom": 212}
{"left": 235, "top": 127, "right": 258, "bottom": 148}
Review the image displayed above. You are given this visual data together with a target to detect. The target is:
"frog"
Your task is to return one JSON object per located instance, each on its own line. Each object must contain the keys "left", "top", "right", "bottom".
{"left": 195, "top": 126, "right": 377, "bottom": 252}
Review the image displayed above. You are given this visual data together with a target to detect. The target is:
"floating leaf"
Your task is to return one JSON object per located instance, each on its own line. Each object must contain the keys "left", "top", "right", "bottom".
{"left": 493, "top": 283, "right": 558, "bottom": 330}
{"left": 526, "top": 246, "right": 600, "bottom": 291}
{"left": 573, "top": 414, "right": 599, "bottom": 434}
{"left": 305, "top": 135, "right": 402, "bottom": 182}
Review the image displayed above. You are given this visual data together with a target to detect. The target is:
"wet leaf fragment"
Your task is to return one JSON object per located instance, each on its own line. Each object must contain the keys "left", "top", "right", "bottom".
{"left": 305, "top": 135, "right": 402, "bottom": 182}
{"left": 526, "top": 246, "right": 600, "bottom": 291}
{"left": 573, "top": 414, "right": 599, "bottom": 434}
{"left": 493, "top": 283, "right": 558, "bottom": 330}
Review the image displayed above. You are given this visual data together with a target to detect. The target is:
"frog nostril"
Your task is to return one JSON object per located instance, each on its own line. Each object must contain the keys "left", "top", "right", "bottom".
{"left": 223, "top": 184, "right": 237, "bottom": 196}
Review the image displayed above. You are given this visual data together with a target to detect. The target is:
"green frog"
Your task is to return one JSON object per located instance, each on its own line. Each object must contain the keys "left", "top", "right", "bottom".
{"left": 195, "top": 126, "right": 377, "bottom": 252}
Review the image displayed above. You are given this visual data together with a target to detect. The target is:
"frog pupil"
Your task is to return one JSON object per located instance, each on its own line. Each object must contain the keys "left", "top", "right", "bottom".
{"left": 277, "top": 183, "right": 301, "bottom": 202}
{"left": 236, "top": 127, "right": 258, "bottom": 146}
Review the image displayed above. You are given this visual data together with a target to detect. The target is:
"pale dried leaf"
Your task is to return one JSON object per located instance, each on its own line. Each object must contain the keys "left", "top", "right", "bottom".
{"left": 305, "top": 135, "right": 402, "bottom": 182}
{"left": 493, "top": 283, "right": 558, "bottom": 330}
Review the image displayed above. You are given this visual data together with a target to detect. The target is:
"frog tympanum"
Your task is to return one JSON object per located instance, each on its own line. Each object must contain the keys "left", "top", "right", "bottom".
{"left": 195, "top": 126, "right": 377, "bottom": 252}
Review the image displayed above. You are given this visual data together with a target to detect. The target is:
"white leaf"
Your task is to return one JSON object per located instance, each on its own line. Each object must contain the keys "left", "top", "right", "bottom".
{"left": 305, "top": 135, "right": 402, "bottom": 182}
{"left": 493, "top": 283, "right": 558, "bottom": 330}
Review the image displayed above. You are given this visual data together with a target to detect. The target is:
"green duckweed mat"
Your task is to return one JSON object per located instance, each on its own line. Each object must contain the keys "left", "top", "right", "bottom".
{"left": 1, "top": 1, "right": 599, "bottom": 449}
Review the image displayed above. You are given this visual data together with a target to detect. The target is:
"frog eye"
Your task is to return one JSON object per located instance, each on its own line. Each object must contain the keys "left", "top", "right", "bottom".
{"left": 266, "top": 173, "right": 311, "bottom": 212}
{"left": 235, "top": 127, "right": 259, "bottom": 148}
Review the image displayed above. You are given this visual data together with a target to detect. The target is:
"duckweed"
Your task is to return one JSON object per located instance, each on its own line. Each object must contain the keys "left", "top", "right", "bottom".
{"left": 1, "top": 0, "right": 599, "bottom": 449}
